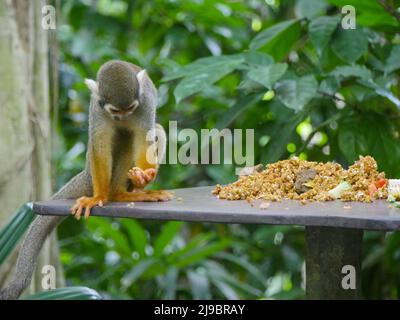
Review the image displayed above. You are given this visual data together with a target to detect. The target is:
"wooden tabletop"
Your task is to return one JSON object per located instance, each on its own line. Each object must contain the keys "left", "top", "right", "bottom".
{"left": 33, "top": 186, "right": 400, "bottom": 231}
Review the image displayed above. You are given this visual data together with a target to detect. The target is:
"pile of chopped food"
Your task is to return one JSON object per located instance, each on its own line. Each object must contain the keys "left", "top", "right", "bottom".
{"left": 213, "top": 156, "right": 388, "bottom": 203}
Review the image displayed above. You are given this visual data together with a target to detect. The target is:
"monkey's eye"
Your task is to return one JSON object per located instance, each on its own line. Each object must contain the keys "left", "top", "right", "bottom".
{"left": 98, "top": 100, "right": 105, "bottom": 108}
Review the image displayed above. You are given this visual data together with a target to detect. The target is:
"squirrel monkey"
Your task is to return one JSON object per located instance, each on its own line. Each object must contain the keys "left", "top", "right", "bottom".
{"left": 70, "top": 60, "right": 171, "bottom": 220}
{"left": 0, "top": 60, "right": 171, "bottom": 299}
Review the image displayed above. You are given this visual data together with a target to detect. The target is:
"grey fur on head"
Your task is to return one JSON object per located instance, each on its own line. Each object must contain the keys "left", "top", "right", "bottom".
{"left": 97, "top": 60, "right": 141, "bottom": 109}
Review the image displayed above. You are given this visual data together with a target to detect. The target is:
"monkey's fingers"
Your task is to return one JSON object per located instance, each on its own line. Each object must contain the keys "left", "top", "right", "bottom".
{"left": 83, "top": 198, "right": 105, "bottom": 219}
{"left": 71, "top": 197, "right": 85, "bottom": 220}
{"left": 84, "top": 206, "right": 92, "bottom": 220}
{"left": 143, "top": 168, "right": 157, "bottom": 182}
{"left": 70, "top": 196, "right": 106, "bottom": 220}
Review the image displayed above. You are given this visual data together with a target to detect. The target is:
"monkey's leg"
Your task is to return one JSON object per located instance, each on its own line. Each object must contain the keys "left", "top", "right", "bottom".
{"left": 0, "top": 171, "right": 92, "bottom": 300}
{"left": 71, "top": 128, "right": 113, "bottom": 220}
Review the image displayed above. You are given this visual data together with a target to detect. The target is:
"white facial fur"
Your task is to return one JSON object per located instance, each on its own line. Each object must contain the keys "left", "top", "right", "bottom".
{"left": 104, "top": 100, "right": 139, "bottom": 121}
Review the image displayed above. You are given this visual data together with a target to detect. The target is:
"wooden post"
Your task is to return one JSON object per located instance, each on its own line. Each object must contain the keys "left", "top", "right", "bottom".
{"left": 305, "top": 226, "right": 363, "bottom": 299}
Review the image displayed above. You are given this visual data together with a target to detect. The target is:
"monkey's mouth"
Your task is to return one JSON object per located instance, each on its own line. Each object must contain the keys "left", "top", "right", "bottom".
{"left": 112, "top": 115, "right": 124, "bottom": 121}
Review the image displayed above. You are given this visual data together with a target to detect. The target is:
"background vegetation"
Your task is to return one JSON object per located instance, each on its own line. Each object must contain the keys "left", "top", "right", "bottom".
{"left": 55, "top": 0, "right": 400, "bottom": 299}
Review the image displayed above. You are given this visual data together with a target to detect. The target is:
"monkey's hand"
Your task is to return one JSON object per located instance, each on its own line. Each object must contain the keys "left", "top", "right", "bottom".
{"left": 128, "top": 167, "right": 157, "bottom": 188}
{"left": 70, "top": 196, "right": 107, "bottom": 220}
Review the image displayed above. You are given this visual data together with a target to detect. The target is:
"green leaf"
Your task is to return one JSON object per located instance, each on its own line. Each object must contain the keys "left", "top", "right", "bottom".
{"left": 275, "top": 75, "right": 318, "bottom": 111}
{"left": 331, "top": 28, "right": 368, "bottom": 63}
{"left": 205, "top": 260, "right": 262, "bottom": 297}
{"left": 187, "top": 270, "right": 211, "bottom": 300}
{"left": 162, "top": 54, "right": 244, "bottom": 81}
{"left": 359, "top": 80, "right": 400, "bottom": 109}
{"left": 167, "top": 233, "right": 214, "bottom": 263}
{"left": 338, "top": 123, "right": 367, "bottom": 163}
{"left": 89, "top": 219, "right": 131, "bottom": 256}
{"left": 0, "top": 203, "right": 35, "bottom": 265}
{"left": 120, "top": 220, "right": 147, "bottom": 259}
{"left": 173, "top": 238, "right": 231, "bottom": 269}
{"left": 216, "top": 93, "right": 262, "bottom": 129}
{"left": 174, "top": 69, "right": 227, "bottom": 103}
{"left": 121, "top": 258, "right": 158, "bottom": 288}
{"left": 212, "top": 279, "right": 239, "bottom": 299}
{"left": 162, "top": 267, "right": 178, "bottom": 299}
{"left": 261, "top": 107, "right": 308, "bottom": 163}
{"left": 331, "top": 65, "right": 372, "bottom": 81}
{"left": 243, "top": 51, "right": 274, "bottom": 67}
{"left": 250, "top": 19, "right": 301, "bottom": 61}
{"left": 22, "top": 287, "right": 101, "bottom": 300}
{"left": 308, "top": 16, "right": 341, "bottom": 55}
{"left": 153, "top": 221, "right": 183, "bottom": 257}
{"left": 296, "top": 0, "right": 329, "bottom": 19}
{"left": 171, "top": 55, "right": 244, "bottom": 103}
{"left": 319, "top": 76, "right": 339, "bottom": 95}
{"left": 247, "top": 63, "right": 288, "bottom": 89}
{"left": 384, "top": 45, "right": 400, "bottom": 74}
{"left": 216, "top": 252, "right": 267, "bottom": 286}
{"left": 338, "top": 113, "right": 400, "bottom": 177}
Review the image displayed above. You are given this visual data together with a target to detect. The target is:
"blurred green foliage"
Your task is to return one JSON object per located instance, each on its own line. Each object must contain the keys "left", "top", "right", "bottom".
{"left": 56, "top": 0, "right": 400, "bottom": 299}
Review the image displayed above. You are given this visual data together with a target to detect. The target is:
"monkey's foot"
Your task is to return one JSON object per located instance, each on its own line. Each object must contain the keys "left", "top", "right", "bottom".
{"left": 111, "top": 190, "right": 172, "bottom": 202}
{"left": 70, "top": 196, "right": 107, "bottom": 220}
{"left": 128, "top": 167, "right": 156, "bottom": 188}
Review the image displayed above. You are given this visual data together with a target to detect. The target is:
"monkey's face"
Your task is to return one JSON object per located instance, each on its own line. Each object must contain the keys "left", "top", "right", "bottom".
{"left": 100, "top": 99, "right": 139, "bottom": 121}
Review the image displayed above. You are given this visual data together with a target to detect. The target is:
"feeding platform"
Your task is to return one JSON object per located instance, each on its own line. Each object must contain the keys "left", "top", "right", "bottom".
{"left": 33, "top": 186, "right": 400, "bottom": 299}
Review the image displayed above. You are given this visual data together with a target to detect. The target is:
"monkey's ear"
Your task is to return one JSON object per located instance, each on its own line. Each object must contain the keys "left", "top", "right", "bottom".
{"left": 136, "top": 69, "right": 158, "bottom": 108}
{"left": 136, "top": 69, "right": 147, "bottom": 95}
{"left": 84, "top": 78, "right": 99, "bottom": 96}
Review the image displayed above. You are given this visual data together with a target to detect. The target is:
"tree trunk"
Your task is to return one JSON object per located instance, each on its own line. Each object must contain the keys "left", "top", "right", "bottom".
{"left": 0, "top": 0, "right": 63, "bottom": 294}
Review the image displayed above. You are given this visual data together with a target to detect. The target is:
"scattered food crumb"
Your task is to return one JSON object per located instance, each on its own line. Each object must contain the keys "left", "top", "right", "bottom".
{"left": 300, "top": 200, "right": 307, "bottom": 205}
{"left": 259, "top": 202, "right": 271, "bottom": 209}
{"left": 127, "top": 202, "right": 135, "bottom": 208}
{"left": 176, "top": 197, "right": 183, "bottom": 202}
{"left": 343, "top": 205, "right": 352, "bottom": 210}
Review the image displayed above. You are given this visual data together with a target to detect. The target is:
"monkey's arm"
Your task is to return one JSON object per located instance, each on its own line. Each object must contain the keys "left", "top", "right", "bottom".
{"left": 128, "top": 123, "right": 166, "bottom": 188}
{"left": 71, "top": 125, "right": 113, "bottom": 220}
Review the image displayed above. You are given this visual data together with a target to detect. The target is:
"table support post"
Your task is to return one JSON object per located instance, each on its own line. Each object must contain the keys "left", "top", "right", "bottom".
{"left": 305, "top": 226, "right": 363, "bottom": 299}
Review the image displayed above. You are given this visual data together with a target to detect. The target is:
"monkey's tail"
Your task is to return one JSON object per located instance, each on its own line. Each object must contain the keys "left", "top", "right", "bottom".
{"left": 0, "top": 170, "right": 92, "bottom": 300}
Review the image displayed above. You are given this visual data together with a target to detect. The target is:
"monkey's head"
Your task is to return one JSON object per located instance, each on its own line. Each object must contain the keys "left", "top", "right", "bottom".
{"left": 85, "top": 60, "right": 145, "bottom": 121}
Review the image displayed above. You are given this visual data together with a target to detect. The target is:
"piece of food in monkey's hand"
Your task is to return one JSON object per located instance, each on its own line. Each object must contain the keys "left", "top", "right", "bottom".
{"left": 128, "top": 166, "right": 156, "bottom": 188}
